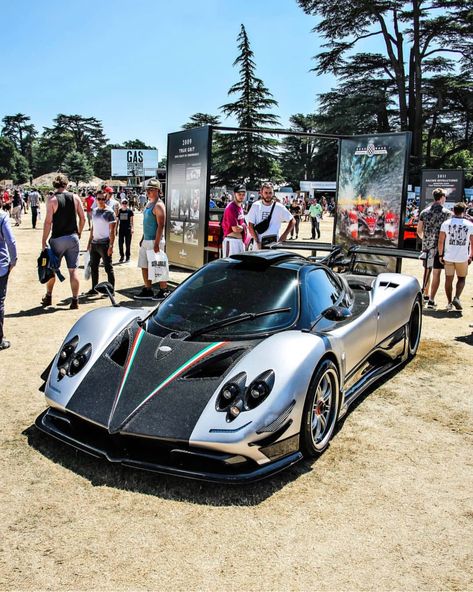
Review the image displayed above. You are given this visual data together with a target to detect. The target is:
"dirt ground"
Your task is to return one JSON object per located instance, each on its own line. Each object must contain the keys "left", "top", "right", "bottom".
{"left": 1, "top": 205, "right": 472, "bottom": 591}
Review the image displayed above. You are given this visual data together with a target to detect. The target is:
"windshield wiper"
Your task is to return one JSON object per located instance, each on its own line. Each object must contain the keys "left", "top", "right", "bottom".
{"left": 185, "top": 307, "right": 292, "bottom": 340}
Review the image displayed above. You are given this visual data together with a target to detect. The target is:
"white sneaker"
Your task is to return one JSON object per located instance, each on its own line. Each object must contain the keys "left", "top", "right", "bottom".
{"left": 452, "top": 297, "right": 462, "bottom": 310}
{"left": 446, "top": 302, "right": 454, "bottom": 312}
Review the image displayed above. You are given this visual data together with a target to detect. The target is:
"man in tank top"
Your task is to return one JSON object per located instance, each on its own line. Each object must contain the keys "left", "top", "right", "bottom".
{"left": 135, "top": 178, "right": 169, "bottom": 300}
{"left": 41, "top": 174, "right": 85, "bottom": 309}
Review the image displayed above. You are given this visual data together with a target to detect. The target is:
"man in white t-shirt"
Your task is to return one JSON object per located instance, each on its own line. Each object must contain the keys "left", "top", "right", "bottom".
{"left": 246, "top": 182, "right": 294, "bottom": 250}
{"left": 438, "top": 202, "right": 473, "bottom": 311}
{"left": 87, "top": 190, "right": 116, "bottom": 294}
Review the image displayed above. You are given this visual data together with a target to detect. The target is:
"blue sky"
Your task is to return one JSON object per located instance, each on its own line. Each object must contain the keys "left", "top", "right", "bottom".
{"left": 0, "top": 0, "right": 335, "bottom": 158}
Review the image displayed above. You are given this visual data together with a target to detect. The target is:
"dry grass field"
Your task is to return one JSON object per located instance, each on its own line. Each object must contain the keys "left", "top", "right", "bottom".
{"left": 1, "top": 205, "right": 472, "bottom": 591}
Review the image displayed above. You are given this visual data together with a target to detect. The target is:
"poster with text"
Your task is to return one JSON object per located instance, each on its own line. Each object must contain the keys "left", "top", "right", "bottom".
{"left": 165, "top": 127, "right": 211, "bottom": 270}
{"left": 335, "top": 133, "right": 410, "bottom": 272}
{"left": 420, "top": 170, "right": 464, "bottom": 212}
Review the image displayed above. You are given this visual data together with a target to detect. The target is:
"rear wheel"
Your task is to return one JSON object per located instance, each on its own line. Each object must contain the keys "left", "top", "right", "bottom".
{"left": 301, "top": 359, "right": 340, "bottom": 457}
{"left": 407, "top": 296, "right": 422, "bottom": 359}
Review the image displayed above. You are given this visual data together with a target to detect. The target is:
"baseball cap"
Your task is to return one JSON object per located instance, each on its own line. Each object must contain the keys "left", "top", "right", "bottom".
{"left": 121, "top": 198, "right": 128, "bottom": 203}
{"left": 146, "top": 178, "right": 161, "bottom": 190}
{"left": 103, "top": 186, "right": 113, "bottom": 194}
{"left": 234, "top": 184, "right": 246, "bottom": 193}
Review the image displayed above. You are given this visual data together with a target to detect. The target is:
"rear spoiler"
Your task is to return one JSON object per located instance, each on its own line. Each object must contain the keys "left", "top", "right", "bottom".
{"left": 271, "top": 241, "right": 420, "bottom": 273}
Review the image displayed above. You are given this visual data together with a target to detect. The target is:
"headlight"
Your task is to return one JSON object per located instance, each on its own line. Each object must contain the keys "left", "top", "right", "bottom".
{"left": 57, "top": 336, "right": 92, "bottom": 379}
{"left": 216, "top": 370, "right": 275, "bottom": 420}
{"left": 246, "top": 370, "right": 275, "bottom": 410}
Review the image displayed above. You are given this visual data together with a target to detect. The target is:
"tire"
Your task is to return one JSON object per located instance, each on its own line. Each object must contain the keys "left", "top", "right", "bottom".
{"left": 301, "top": 359, "right": 340, "bottom": 457}
{"left": 407, "top": 295, "right": 422, "bottom": 359}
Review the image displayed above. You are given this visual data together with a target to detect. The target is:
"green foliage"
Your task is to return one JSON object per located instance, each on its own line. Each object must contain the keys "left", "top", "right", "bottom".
{"left": 298, "top": 0, "right": 473, "bottom": 178}
{"left": 217, "top": 24, "right": 280, "bottom": 188}
{"left": 40, "top": 114, "right": 107, "bottom": 172}
{"left": 182, "top": 113, "right": 221, "bottom": 130}
{"left": 0, "top": 136, "right": 30, "bottom": 183}
{"left": 1, "top": 113, "right": 36, "bottom": 172}
{"left": 63, "top": 151, "right": 94, "bottom": 185}
{"left": 122, "top": 139, "right": 156, "bottom": 149}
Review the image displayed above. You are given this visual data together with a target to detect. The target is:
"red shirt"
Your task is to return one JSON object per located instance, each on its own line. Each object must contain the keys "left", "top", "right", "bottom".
{"left": 222, "top": 201, "right": 246, "bottom": 239}
{"left": 85, "top": 195, "right": 95, "bottom": 212}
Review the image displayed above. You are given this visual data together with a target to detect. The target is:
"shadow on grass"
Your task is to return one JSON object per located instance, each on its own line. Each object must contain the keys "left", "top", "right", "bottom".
{"left": 454, "top": 332, "right": 473, "bottom": 346}
{"left": 23, "top": 423, "right": 313, "bottom": 506}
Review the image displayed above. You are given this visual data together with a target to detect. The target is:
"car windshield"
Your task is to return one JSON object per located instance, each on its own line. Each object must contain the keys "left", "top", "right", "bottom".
{"left": 149, "top": 260, "right": 299, "bottom": 338}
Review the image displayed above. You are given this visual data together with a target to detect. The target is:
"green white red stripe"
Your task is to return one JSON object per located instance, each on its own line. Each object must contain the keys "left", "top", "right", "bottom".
{"left": 110, "top": 327, "right": 145, "bottom": 417}
{"left": 127, "top": 340, "right": 227, "bottom": 419}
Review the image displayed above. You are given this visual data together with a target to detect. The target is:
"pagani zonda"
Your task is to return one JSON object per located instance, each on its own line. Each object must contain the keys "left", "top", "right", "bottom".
{"left": 36, "top": 249, "right": 422, "bottom": 483}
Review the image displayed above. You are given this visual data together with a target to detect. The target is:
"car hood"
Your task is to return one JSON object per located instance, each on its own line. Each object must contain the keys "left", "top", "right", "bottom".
{"left": 64, "top": 322, "right": 254, "bottom": 441}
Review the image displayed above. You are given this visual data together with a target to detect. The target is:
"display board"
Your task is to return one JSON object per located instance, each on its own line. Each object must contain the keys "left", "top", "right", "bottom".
{"left": 111, "top": 149, "right": 158, "bottom": 177}
{"left": 420, "top": 170, "right": 464, "bottom": 211}
{"left": 334, "top": 133, "right": 411, "bottom": 272}
{"left": 165, "top": 126, "right": 211, "bottom": 270}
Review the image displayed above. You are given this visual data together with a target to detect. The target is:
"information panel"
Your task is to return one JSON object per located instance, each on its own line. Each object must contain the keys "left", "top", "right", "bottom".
{"left": 165, "top": 126, "right": 211, "bottom": 270}
{"left": 111, "top": 149, "right": 158, "bottom": 177}
{"left": 420, "top": 170, "right": 464, "bottom": 211}
{"left": 334, "top": 133, "right": 411, "bottom": 272}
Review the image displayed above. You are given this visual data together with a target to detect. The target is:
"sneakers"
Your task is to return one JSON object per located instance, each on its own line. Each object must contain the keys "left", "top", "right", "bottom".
{"left": 153, "top": 289, "right": 171, "bottom": 301}
{"left": 41, "top": 293, "right": 52, "bottom": 307}
{"left": 0, "top": 339, "right": 11, "bottom": 350}
{"left": 134, "top": 287, "right": 155, "bottom": 300}
{"left": 446, "top": 302, "right": 454, "bottom": 312}
{"left": 427, "top": 300, "right": 437, "bottom": 309}
{"left": 452, "top": 297, "right": 462, "bottom": 310}
{"left": 119, "top": 257, "right": 124, "bottom": 263}
{"left": 70, "top": 298, "right": 79, "bottom": 310}
{"left": 422, "top": 294, "right": 430, "bottom": 303}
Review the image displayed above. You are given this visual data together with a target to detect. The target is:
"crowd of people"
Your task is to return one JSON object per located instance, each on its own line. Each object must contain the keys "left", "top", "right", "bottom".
{"left": 1, "top": 177, "right": 472, "bottom": 352}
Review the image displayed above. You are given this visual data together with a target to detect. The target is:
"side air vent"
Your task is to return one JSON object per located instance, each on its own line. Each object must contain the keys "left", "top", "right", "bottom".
{"left": 256, "top": 400, "right": 296, "bottom": 434}
{"left": 108, "top": 331, "right": 131, "bottom": 367}
{"left": 379, "top": 281, "right": 399, "bottom": 289}
{"left": 183, "top": 349, "right": 247, "bottom": 379}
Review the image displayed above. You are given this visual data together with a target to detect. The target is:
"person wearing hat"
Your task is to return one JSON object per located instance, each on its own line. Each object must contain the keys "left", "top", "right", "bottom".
{"left": 102, "top": 185, "right": 119, "bottom": 218}
{"left": 221, "top": 185, "right": 247, "bottom": 257}
{"left": 135, "top": 178, "right": 170, "bottom": 300}
{"left": 117, "top": 197, "right": 134, "bottom": 263}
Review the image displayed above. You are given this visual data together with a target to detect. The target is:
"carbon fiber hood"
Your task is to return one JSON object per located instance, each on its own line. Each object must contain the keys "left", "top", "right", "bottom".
{"left": 66, "top": 324, "right": 253, "bottom": 441}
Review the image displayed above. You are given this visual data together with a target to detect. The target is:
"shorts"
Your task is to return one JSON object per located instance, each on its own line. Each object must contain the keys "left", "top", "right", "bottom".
{"left": 444, "top": 260, "right": 468, "bottom": 277}
{"left": 138, "top": 238, "right": 165, "bottom": 268}
{"left": 49, "top": 234, "right": 80, "bottom": 269}
{"left": 222, "top": 236, "right": 245, "bottom": 257}
{"left": 423, "top": 252, "right": 444, "bottom": 270}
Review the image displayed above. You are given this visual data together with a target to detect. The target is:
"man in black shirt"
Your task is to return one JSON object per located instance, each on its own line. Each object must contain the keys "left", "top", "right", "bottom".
{"left": 41, "top": 174, "right": 85, "bottom": 309}
{"left": 117, "top": 198, "right": 134, "bottom": 262}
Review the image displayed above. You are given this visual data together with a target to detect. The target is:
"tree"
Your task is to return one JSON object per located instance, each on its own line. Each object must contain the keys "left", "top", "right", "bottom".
{"left": 182, "top": 113, "right": 221, "bottom": 130}
{"left": 41, "top": 114, "right": 107, "bottom": 170}
{"left": 122, "top": 139, "right": 156, "bottom": 149}
{"left": 217, "top": 24, "right": 280, "bottom": 188}
{"left": 1, "top": 113, "right": 36, "bottom": 173}
{"left": 0, "top": 136, "right": 30, "bottom": 183}
{"left": 298, "top": 0, "right": 473, "bottom": 175}
{"left": 63, "top": 151, "right": 94, "bottom": 186}
{"left": 279, "top": 114, "right": 321, "bottom": 187}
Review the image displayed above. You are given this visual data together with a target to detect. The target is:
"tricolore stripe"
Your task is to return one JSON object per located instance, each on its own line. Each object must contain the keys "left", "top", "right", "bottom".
{"left": 109, "top": 327, "right": 144, "bottom": 418}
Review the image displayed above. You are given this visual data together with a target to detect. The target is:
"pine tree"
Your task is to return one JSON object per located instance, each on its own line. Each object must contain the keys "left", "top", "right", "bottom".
{"left": 218, "top": 24, "right": 280, "bottom": 188}
{"left": 182, "top": 113, "right": 221, "bottom": 130}
{"left": 63, "top": 151, "right": 94, "bottom": 186}
{"left": 1, "top": 113, "right": 36, "bottom": 173}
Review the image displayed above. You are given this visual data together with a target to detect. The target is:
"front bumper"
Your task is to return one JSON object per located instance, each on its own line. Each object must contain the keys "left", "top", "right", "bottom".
{"left": 35, "top": 408, "right": 302, "bottom": 484}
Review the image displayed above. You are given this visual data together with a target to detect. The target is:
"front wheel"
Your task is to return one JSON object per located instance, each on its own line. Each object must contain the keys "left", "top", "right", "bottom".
{"left": 407, "top": 296, "right": 422, "bottom": 359}
{"left": 301, "top": 359, "right": 340, "bottom": 457}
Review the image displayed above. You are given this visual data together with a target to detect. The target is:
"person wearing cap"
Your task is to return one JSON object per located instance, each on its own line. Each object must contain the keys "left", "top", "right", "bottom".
{"left": 102, "top": 185, "right": 119, "bottom": 218}
{"left": 417, "top": 188, "right": 452, "bottom": 309}
{"left": 136, "top": 179, "right": 169, "bottom": 300}
{"left": 87, "top": 189, "right": 116, "bottom": 294}
{"left": 221, "top": 185, "right": 247, "bottom": 257}
{"left": 117, "top": 198, "right": 134, "bottom": 263}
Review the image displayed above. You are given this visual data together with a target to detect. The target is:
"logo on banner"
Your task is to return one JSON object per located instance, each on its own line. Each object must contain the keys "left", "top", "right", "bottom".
{"left": 355, "top": 143, "right": 388, "bottom": 157}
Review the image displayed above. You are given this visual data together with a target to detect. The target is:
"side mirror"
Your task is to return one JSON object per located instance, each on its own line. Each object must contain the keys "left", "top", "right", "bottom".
{"left": 94, "top": 282, "right": 118, "bottom": 307}
{"left": 321, "top": 305, "right": 352, "bottom": 321}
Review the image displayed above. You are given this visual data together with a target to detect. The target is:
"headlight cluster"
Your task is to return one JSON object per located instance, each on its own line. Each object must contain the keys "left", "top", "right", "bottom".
{"left": 57, "top": 335, "right": 92, "bottom": 379}
{"left": 216, "top": 370, "right": 275, "bottom": 421}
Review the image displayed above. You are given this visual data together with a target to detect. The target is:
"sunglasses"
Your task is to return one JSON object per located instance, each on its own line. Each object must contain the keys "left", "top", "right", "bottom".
{"left": 96, "top": 197, "right": 106, "bottom": 201}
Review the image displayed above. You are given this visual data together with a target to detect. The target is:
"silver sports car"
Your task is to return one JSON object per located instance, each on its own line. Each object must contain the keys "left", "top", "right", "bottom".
{"left": 36, "top": 248, "right": 422, "bottom": 483}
